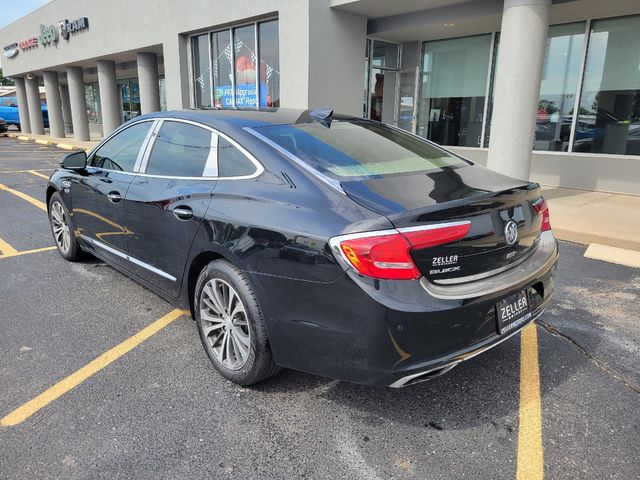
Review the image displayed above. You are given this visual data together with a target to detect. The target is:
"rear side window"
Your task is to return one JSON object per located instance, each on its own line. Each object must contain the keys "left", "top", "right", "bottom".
{"left": 146, "top": 121, "right": 212, "bottom": 177}
{"left": 1, "top": 98, "right": 16, "bottom": 107}
{"left": 91, "top": 121, "right": 152, "bottom": 172}
{"left": 218, "top": 137, "right": 257, "bottom": 177}
{"left": 253, "top": 120, "right": 468, "bottom": 180}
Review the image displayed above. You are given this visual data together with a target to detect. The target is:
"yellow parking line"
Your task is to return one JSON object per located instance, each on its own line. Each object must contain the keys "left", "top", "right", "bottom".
{"left": 0, "top": 237, "right": 19, "bottom": 256}
{"left": 0, "top": 168, "right": 52, "bottom": 174}
{"left": 516, "top": 324, "right": 544, "bottom": 480}
{"left": 1, "top": 308, "right": 187, "bottom": 427}
{"left": 0, "top": 182, "right": 47, "bottom": 211}
{"left": 0, "top": 246, "right": 57, "bottom": 259}
{"left": 27, "top": 170, "right": 50, "bottom": 180}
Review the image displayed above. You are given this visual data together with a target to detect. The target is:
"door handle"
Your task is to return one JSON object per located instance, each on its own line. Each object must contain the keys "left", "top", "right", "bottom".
{"left": 107, "top": 191, "right": 121, "bottom": 203}
{"left": 173, "top": 206, "right": 193, "bottom": 220}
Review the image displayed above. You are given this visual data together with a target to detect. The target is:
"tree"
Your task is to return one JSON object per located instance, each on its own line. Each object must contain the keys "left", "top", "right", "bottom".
{"left": 0, "top": 68, "right": 15, "bottom": 86}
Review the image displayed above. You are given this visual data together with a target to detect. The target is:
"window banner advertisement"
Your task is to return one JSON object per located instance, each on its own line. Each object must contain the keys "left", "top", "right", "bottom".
{"left": 215, "top": 83, "right": 268, "bottom": 108}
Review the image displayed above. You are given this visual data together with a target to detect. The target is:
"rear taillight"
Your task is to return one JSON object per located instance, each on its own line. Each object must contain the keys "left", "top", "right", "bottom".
{"left": 330, "top": 221, "right": 470, "bottom": 280}
{"left": 533, "top": 197, "right": 551, "bottom": 232}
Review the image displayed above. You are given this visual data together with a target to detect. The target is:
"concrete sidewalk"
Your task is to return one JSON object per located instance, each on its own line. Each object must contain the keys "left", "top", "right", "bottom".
{"left": 3, "top": 132, "right": 639, "bottom": 262}
{"left": 543, "top": 187, "right": 640, "bottom": 252}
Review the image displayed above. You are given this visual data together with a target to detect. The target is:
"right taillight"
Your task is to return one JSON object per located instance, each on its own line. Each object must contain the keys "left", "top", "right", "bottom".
{"left": 533, "top": 197, "right": 551, "bottom": 232}
{"left": 330, "top": 221, "right": 470, "bottom": 280}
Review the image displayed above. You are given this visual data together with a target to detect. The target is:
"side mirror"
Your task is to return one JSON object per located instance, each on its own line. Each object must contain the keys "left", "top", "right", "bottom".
{"left": 60, "top": 151, "right": 87, "bottom": 170}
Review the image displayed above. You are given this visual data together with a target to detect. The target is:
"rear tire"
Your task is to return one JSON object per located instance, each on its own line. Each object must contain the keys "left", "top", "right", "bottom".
{"left": 195, "top": 259, "right": 280, "bottom": 385}
{"left": 48, "top": 192, "right": 81, "bottom": 261}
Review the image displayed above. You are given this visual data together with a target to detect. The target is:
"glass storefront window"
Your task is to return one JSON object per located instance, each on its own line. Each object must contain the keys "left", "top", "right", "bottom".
{"left": 233, "top": 25, "right": 258, "bottom": 108}
{"left": 195, "top": 20, "right": 279, "bottom": 110}
{"left": 159, "top": 77, "right": 167, "bottom": 111}
{"left": 574, "top": 15, "right": 640, "bottom": 155}
{"left": 192, "top": 34, "right": 212, "bottom": 108}
{"left": 84, "top": 82, "right": 101, "bottom": 124}
{"left": 212, "top": 30, "right": 233, "bottom": 108}
{"left": 371, "top": 40, "right": 399, "bottom": 70}
{"left": 259, "top": 20, "right": 280, "bottom": 107}
{"left": 535, "top": 23, "right": 585, "bottom": 151}
{"left": 416, "top": 34, "right": 492, "bottom": 147}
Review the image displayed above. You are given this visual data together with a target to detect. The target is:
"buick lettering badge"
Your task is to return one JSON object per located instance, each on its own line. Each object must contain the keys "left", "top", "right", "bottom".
{"left": 504, "top": 220, "right": 518, "bottom": 246}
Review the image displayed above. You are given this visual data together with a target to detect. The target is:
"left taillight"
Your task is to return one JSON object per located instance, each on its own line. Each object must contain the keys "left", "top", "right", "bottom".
{"left": 533, "top": 197, "right": 551, "bottom": 232}
{"left": 330, "top": 221, "right": 470, "bottom": 280}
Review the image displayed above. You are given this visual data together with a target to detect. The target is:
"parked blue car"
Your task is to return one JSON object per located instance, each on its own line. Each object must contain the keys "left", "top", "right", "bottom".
{"left": 0, "top": 96, "right": 49, "bottom": 130}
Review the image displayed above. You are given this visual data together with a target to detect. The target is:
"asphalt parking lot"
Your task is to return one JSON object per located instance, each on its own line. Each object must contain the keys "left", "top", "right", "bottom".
{"left": 0, "top": 136, "right": 639, "bottom": 479}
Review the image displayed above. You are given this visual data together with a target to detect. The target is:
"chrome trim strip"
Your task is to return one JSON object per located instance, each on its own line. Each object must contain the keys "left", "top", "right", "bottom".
{"left": 243, "top": 126, "right": 346, "bottom": 194}
{"left": 397, "top": 220, "right": 470, "bottom": 234}
{"left": 80, "top": 235, "right": 176, "bottom": 282}
{"left": 420, "top": 231, "right": 557, "bottom": 300}
{"left": 389, "top": 308, "right": 545, "bottom": 388}
{"left": 133, "top": 120, "right": 160, "bottom": 173}
{"left": 434, "top": 235, "right": 540, "bottom": 285}
{"left": 87, "top": 117, "right": 264, "bottom": 181}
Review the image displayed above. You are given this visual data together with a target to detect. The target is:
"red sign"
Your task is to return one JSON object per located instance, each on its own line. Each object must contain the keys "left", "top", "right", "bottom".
{"left": 19, "top": 37, "right": 38, "bottom": 50}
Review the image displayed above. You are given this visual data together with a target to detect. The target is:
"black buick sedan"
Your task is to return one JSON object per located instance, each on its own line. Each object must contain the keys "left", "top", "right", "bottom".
{"left": 46, "top": 109, "right": 558, "bottom": 387}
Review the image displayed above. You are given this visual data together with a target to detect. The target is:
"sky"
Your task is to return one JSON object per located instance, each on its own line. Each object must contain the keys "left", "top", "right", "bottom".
{"left": 0, "top": 0, "right": 51, "bottom": 29}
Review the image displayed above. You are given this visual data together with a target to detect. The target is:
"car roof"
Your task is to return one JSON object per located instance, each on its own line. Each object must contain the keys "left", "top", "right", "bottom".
{"left": 139, "top": 108, "right": 359, "bottom": 130}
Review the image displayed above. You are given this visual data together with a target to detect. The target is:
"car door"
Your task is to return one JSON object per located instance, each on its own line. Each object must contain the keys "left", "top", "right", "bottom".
{"left": 71, "top": 120, "right": 155, "bottom": 271}
{"left": 123, "top": 119, "right": 217, "bottom": 296}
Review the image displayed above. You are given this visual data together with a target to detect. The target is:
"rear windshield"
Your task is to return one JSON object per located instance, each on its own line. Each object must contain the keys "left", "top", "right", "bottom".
{"left": 252, "top": 119, "right": 468, "bottom": 180}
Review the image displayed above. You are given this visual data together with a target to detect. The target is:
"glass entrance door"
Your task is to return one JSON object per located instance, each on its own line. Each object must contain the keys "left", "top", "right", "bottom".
{"left": 118, "top": 78, "right": 141, "bottom": 123}
{"left": 364, "top": 40, "right": 400, "bottom": 124}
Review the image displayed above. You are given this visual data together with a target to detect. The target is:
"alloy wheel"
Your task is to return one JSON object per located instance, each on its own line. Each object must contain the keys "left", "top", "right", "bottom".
{"left": 51, "top": 201, "right": 71, "bottom": 254}
{"left": 200, "top": 278, "right": 251, "bottom": 370}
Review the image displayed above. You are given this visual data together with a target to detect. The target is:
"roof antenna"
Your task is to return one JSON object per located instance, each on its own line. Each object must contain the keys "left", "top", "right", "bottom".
{"left": 295, "top": 108, "right": 333, "bottom": 128}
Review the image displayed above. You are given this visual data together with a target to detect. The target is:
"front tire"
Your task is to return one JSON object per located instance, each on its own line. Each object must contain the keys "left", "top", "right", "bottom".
{"left": 48, "top": 192, "right": 81, "bottom": 261}
{"left": 195, "top": 259, "right": 280, "bottom": 385}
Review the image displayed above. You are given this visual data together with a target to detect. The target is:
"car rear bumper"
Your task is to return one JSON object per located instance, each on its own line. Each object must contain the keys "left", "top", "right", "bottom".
{"left": 253, "top": 234, "right": 558, "bottom": 387}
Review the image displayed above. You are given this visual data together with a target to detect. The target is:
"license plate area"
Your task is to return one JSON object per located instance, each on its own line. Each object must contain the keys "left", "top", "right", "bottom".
{"left": 495, "top": 290, "right": 531, "bottom": 334}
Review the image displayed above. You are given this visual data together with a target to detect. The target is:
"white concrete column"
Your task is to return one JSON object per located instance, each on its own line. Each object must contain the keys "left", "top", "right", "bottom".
{"left": 486, "top": 0, "right": 551, "bottom": 180}
{"left": 97, "top": 60, "right": 121, "bottom": 134}
{"left": 59, "top": 83, "right": 73, "bottom": 134}
{"left": 42, "top": 71, "right": 65, "bottom": 138}
{"left": 25, "top": 76, "right": 45, "bottom": 135}
{"left": 13, "top": 77, "right": 31, "bottom": 133}
{"left": 137, "top": 52, "right": 160, "bottom": 114}
{"left": 66, "top": 66, "right": 90, "bottom": 141}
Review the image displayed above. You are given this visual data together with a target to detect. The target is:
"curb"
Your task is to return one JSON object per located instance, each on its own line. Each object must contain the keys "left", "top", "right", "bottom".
{"left": 4, "top": 132, "right": 93, "bottom": 152}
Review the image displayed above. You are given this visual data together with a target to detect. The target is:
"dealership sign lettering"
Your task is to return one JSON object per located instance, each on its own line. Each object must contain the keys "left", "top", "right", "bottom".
{"left": 3, "top": 43, "right": 19, "bottom": 58}
{"left": 59, "top": 17, "right": 89, "bottom": 40}
{"left": 2, "top": 16, "right": 89, "bottom": 59}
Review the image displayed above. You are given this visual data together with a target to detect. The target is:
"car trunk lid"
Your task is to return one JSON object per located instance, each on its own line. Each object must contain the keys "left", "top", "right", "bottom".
{"left": 340, "top": 164, "right": 544, "bottom": 283}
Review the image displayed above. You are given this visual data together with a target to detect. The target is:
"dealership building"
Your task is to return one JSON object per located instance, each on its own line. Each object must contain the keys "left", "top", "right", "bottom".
{"left": 1, "top": 0, "right": 639, "bottom": 194}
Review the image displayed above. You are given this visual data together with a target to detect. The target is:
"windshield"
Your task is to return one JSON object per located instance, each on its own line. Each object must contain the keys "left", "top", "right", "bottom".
{"left": 252, "top": 119, "right": 469, "bottom": 180}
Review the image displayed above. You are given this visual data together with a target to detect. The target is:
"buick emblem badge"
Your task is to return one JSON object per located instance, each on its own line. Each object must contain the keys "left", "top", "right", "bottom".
{"left": 504, "top": 220, "right": 518, "bottom": 246}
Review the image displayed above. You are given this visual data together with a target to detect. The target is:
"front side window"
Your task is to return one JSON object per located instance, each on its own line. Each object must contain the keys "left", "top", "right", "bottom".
{"left": 90, "top": 121, "right": 152, "bottom": 172}
{"left": 146, "top": 121, "right": 212, "bottom": 177}
{"left": 416, "top": 34, "right": 492, "bottom": 148}
{"left": 218, "top": 137, "right": 257, "bottom": 177}
{"left": 573, "top": 15, "right": 640, "bottom": 155}
{"left": 254, "top": 120, "right": 467, "bottom": 180}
